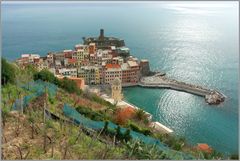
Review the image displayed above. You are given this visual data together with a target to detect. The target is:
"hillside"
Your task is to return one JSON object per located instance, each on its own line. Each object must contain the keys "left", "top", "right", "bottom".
{"left": 1, "top": 58, "right": 236, "bottom": 160}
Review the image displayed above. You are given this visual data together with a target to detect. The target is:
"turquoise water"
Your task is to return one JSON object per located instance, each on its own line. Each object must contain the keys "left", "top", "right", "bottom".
{"left": 2, "top": 2, "right": 239, "bottom": 155}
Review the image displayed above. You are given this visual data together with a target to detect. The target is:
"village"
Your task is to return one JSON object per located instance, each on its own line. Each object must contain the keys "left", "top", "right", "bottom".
{"left": 14, "top": 29, "right": 174, "bottom": 134}
{"left": 15, "top": 29, "right": 151, "bottom": 89}
{"left": 1, "top": 29, "right": 228, "bottom": 159}
{"left": 15, "top": 29, "right": 225, "bottom": 105}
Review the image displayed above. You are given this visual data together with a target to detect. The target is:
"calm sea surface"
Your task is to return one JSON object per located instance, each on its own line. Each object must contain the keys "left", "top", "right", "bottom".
{"left": 2, "top": 2, "right": 239, "bottom": 155}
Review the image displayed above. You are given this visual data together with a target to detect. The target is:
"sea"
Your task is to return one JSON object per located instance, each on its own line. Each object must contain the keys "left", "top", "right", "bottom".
{"left": 2, "top": 1, "right": 239, "bottom": 155}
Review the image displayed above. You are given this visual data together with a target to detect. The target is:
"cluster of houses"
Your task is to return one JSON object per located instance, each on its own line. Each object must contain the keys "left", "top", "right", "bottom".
{"left": 16, "top": 30, "right": 151, "bottom": 87}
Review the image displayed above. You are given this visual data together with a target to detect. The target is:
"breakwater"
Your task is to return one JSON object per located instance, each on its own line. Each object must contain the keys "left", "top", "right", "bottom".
{"left": 138, "top": 74, "right": 225, "bottom": 105}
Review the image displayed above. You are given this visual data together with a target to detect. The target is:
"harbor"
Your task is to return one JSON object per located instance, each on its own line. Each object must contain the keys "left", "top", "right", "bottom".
{"left": 139, "top": 74, "right": 226, "bottom": 105}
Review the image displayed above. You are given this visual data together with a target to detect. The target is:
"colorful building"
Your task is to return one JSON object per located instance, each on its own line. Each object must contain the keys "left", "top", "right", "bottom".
{"left": 104, "top": 64, "right": 122, "bottom": 84}
{"left": 58, "top": 68, "right": 77, "bottom": 77}
{"left": 77, "top": 66, "right": 100, "bottom": 85}
{"left": 121, "top": 60, "right": 140, "bottom": 85}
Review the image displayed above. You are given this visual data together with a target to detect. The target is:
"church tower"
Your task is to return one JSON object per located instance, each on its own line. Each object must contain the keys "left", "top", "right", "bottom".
{"left": 111, "top": 77, "right": 122, "bottom": 103}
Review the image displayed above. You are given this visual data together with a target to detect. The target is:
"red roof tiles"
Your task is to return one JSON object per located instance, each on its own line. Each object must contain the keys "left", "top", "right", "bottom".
{"left": 68, "top": 58, "right": 77, "bottom": 64}
{"left": 105, "top": 64, "right": 121, "bottom": 69}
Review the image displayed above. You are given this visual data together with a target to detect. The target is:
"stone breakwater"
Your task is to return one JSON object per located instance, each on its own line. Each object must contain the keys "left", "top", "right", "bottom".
{"left": 138, "top": 74, "right": 225, "bottom": 105}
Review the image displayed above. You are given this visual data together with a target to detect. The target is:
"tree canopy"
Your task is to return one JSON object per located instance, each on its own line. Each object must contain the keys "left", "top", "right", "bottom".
{"left": 33, "top": 69, "right": 58, "bottom": 84}
{"left": 33, "top": 69, "right": 81, "bottom": 95}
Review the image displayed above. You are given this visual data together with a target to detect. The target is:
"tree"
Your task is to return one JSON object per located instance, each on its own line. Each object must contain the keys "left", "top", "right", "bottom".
{"left": 33, "top": 69, "right": 57, "bottom": 83}
{"left": 1, "top": 58, "right": 16, "bottom": 85}
{"left": 33, "top": 70, "right": 82, "bottom": 95}
{"left": 134, "top": 109, "right": 147, "bottom": 121}
{"left": 60, "top": 77, "right": 80, "bottom": 94}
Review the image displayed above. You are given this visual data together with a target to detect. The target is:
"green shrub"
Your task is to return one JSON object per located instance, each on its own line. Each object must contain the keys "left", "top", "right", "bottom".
{"left": 33, "top": 70, "right": 82, "bottom": 95}
{"left": 33, "top": 69, "right": 57, "bottom": 83}
{"left": 76, "top": 105, "right": 107, "bottom": 121}
{"left": 134, "top": 109, "right": 147, "bottom": 121}
{"left": 83, "top": 92, "right": 115, "bottom": 108}
{"left": 2, "top": 58, "right": 16, "bottom": 85}
{"left": 107, "top": 128, "right": 116, "bottom": 136}
{"left": 48, "top": 96, "right": 55, "bottom": 104}
{"left": 128, "top": 121, "right": 152, "bottom": 136}
{"left": 124, "top": 140, "right": 168, "bottom": 159}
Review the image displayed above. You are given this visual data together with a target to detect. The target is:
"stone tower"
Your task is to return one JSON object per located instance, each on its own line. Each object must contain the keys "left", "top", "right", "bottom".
{"left": 111, "top": 77, "right": 122, "bottom": 103}
{"left": 99, "top": 29, "right": 104, "bottom": 40}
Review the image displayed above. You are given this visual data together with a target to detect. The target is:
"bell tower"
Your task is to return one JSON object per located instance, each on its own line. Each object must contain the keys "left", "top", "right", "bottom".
{"left": 111, "top": 77, "right": 122, "bottom": 103}
{"left": 99, "top": 29, "right": 104, "bottom": 40}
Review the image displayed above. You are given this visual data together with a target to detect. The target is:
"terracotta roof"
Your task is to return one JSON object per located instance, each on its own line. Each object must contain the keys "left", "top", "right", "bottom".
{"left": 105, "top": 64, "right": 121, "bottom": 69}
{"left": 68, "top": 58, "right": 77, "bottom": 64}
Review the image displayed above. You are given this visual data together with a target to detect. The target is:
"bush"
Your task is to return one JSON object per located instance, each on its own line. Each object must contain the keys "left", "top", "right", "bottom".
{"left": 134, "top": 109, "right": 148, "bottom": 121}
{"left": 124, "top": 140, "right": 168, "bottom": 159}
{"left": 33, "top": 70, "right": 82, "bottom": 95}
{"left": 48, "top": 96, "right": 55, "bottom": 104}
{"left": 33, "top": 69, "right": 57, "bottom": 83}
{"left": 76, "top": 105, "right": 107, "bottom": 121}
{"left": 115, "top": 107, "right": 136, "bottom": 125}
{"left": 60, "top": 77, "right": 81, "bottom": 94}
{"left": 2, "top": 58, "right": 16, "bottom": 85}
{"left": 83, "top": 92, "right": 115, "bottom": 108}
{"left": 128, "top": 121, "right": 152, "bottom": 136}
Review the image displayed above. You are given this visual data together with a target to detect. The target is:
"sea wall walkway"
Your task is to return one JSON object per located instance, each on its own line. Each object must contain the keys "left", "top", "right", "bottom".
{"left": 138, "top": 74, "right": 225, "bottom": 105}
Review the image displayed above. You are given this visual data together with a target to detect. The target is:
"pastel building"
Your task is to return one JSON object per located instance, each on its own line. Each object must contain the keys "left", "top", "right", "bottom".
{"left": 139, "top": 59, "right": 150, "bottom": 76}
{"left": 58, "top": 68, "right": 77, "bottom": 77}
{"left": 121, "top": 60, "right": 140, "bottom": 85}
{"left": 63, "top": 49, "right": 73, "bottom": 59}
{"left": 112, "top": 56, "right": 124, "bottom": 65}
{"left": 72, "top": 49, "right": 89, "bottom": 67}
{"left": 104, "top": 64, "right": 122, "bottom": 84}
{"left": 21, "top": 54, "right": 40, "bottom": 64}
{"left": 75, "top": 44, "right": 88, "bottom": 52}
{"left": 77, "top": 66, "right": 100, "bottom": 85}
{"left": 88, "top": 43, "right": 96, "bottom": 54}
